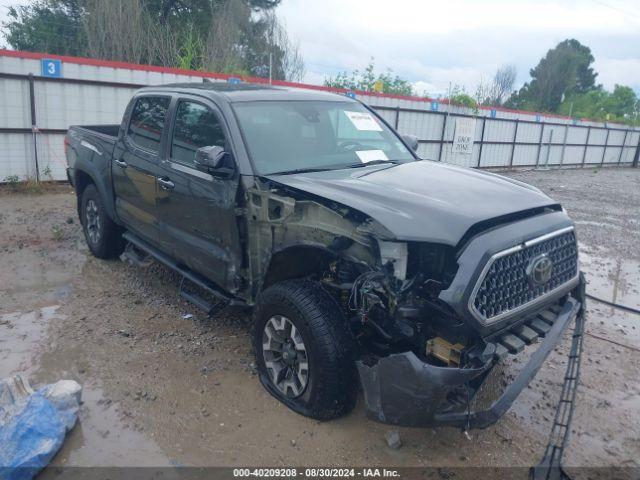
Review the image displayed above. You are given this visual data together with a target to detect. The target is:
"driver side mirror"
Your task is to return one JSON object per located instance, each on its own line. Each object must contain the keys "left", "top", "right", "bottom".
{"left": 401, "top": 134, "right": 419, "bottom": 152}
{"left": 194, "top": 146, "right": 233, "bottom": 176}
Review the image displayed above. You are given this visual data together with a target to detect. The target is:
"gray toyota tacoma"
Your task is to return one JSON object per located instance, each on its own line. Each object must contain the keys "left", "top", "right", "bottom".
{"left": 65, "top": 83, "right": 585, "bottom": 428}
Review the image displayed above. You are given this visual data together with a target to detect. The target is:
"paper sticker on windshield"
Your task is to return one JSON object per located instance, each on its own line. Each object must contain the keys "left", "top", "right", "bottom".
{"left": 356, "top": 150, "right": 388, "bottom": 163}
{"left": 344, "top": 111, "right": 383, "bottom": 131}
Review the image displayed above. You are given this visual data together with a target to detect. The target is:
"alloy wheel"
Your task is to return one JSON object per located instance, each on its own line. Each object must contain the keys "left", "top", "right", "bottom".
{"left": 262, "top": 315, "right": 309, "bottom": 398}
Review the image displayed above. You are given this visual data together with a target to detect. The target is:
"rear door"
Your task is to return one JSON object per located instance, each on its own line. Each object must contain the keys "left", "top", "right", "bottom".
{"left": 155, "top": 96, "right": 243, "bottom": 291}
{"left": 112, "top": 95, "right": 170, "bottom": 243}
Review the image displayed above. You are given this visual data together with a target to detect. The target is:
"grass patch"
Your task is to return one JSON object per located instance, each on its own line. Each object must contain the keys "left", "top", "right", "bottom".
{"left": 1, "top": 177, "right": 71, "bottom": 195}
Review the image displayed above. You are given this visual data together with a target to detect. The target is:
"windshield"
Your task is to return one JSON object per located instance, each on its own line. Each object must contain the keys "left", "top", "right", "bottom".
{"left": 232, "top": 101, "right": 415, "bottom": 175}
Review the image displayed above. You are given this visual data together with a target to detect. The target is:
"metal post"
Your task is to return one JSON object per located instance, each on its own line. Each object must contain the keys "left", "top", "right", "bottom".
{"left": 600, "top": 128, "right": 610, "bottom": 167}
{"left": 477, "top": 117, "right": 486, "bottom": 168}
{"left": 633, "top": 132, "right": 640, "bottom": 168}
{"left": 508, "top": 119, "right": 519, "bottom": 168}
{"left": 394, "top": 106, "right": 400, "bottom": 130}
{"left": 535, "top": 122, "right": 545, "bottom": 167}
{"left": 438, "top": 113, "right": 447, "bottom": 162}
{"left": 581, "top": 126, "right": 591, "bottom": 167}
{"left": 560, "top": 124, "right": 569, "bottom": 166}
{"left": 28, "top": 73, "right": 40, "bottom": 182}
{"left": 543, "top": 129, "right": 554, "bottom": 168}
{"left": 617, "top": 129, "right": 629, "bottom": 165}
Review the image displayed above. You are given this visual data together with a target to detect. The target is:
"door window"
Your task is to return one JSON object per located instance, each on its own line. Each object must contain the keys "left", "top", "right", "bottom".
{"left": 171, "top": 101, "right": 226, "bottom": 166}
{"left": 127, "top": 96, "right": 170, "bottom": 153}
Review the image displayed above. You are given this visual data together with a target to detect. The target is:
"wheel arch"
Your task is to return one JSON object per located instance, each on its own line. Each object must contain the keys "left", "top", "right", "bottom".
{"left": 74, "top": 168, "right": 118, "bottom": 223}
{"left": 261, "top": 244, "right": 336, "bottom": 292}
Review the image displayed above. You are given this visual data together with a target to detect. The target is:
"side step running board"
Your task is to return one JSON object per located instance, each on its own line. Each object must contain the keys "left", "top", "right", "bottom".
{"left": 122, "top": 232, "right": 246, "bottom": 314}
{"left": 121, "top": 242, "right": 153, "bottom": 268}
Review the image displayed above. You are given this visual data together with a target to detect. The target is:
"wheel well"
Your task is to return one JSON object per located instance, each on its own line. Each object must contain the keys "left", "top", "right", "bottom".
{"left": 262, "top": 246, "right": 334, "bottom": 291}
{"left": 74, "top": 170, "right": 94, "bottom": 217}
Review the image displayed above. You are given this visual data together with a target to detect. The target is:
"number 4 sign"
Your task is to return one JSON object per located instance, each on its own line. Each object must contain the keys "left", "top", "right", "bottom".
{"left": 41, "top": 59, "right": 62, "bottom": 78}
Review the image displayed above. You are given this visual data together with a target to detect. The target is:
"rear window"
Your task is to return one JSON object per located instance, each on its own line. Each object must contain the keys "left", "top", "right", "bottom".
{"left": 127, "top": 96, "right": 170, "bottom": 153}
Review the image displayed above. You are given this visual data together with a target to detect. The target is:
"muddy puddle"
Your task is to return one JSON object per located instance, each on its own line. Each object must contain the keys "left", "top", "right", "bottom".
{"left": 0, "top": 306, "right": 170, "bottom": 469}
{"left": 581, "top": 249, "right": 640, "bottom": 311}
{"left": 580, "top": 247, "right": 640, "bottom": 347}
{"left": 0, "top": 302, "right": 168, "bottom": 467}
{"left": 0, "top": 306, "right": 64, "bottom": 376}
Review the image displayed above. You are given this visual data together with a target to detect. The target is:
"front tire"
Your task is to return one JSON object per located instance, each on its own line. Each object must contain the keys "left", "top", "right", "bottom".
{"left": 253, "top": 280, "right": 359, "bottom": 420}
{"left": 80, "top": 184, "right": 124, "bottom": 259}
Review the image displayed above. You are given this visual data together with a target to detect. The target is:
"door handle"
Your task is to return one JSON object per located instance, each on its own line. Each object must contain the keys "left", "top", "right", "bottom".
{"left": 157, "top": 177, "right": 175, "bottom": 191}
{"left": 114, "top": 158, "right": 127, "bottom": 168}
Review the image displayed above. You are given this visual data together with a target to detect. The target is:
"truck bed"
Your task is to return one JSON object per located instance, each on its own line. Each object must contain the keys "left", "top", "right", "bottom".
{"left": 74, "top": 124, "right": 120, "bottom": 139}
{"left": 67, "top": 124, "right": 119, "bottom": 163}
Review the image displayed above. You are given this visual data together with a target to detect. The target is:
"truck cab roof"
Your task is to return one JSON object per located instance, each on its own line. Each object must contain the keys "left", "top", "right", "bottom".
{"left": 138, "top": 82, "right": 353, "bottom": 103}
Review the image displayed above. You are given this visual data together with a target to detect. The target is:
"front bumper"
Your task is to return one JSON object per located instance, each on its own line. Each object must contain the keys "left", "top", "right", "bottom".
{"left": 356, "top": 275, "right": 585, "bottom": 429}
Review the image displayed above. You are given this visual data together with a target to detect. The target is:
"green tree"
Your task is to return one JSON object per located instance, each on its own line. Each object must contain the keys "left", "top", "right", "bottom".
{"left": 1, "top": 0, "right": 304, "bottom": 81}
{"left": 4, "top": 0, "right": 86, "bottom": 56}
{"left": 447, "top": 85, "right": 478, "bottom": 111}
{"left": 558, "top": 85, "right": 639, "bottom": 124}
{"left": 324, "top": 61, "right": 415, "bottom": 96}
{"left": 605, "top": 85, "right": 639, "bottom": 120}
{"left": 507, "top": 39, "right": 598, "bottom": 112}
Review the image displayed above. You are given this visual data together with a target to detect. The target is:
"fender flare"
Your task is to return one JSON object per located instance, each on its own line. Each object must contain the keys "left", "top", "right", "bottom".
{"left": 72, "top": 167, "right": 119, "bottom": 224}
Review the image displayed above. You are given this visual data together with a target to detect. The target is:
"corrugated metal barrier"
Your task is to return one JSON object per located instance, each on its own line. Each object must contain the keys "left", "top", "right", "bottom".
{"left": 1, "top": 49, "right": 638, "bottom": 182}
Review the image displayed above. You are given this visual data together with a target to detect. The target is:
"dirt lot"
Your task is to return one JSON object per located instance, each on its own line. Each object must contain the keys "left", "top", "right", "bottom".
{"left": 1, "top": 167, "right": 639, "bottom": 475}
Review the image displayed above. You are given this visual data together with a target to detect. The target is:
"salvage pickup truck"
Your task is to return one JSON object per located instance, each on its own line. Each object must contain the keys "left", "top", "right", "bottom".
{"left": 65, "top": 83, "right": 585, "bottom": 427}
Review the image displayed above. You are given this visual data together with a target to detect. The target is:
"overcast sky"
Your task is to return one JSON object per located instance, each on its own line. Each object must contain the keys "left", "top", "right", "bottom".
{"left": 1, "top": 0, "right": 639, "bottom": 96}
{"left": 277, "top": 0, "right": 640, "bottom": 96}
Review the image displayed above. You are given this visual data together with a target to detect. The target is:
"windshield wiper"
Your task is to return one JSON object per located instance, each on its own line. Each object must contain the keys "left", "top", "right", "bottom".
{"left": 268, "top": 167, "right": 335, "bottom": 175}
{"left": 268, "top": 160, "right": 402, "bottom": 175}
{"left": 346, "top": 159, "right": 401, "bottom": 168}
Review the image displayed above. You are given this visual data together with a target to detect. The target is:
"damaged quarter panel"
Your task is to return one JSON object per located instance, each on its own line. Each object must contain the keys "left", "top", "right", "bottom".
{"left": 245, "top": 184, "right": 379, "bottom": 302}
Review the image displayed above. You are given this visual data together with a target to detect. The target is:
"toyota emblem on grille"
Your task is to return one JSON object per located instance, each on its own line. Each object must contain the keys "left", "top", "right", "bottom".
{"left": 526, "top": 254, "right": 554, "bottom": 286}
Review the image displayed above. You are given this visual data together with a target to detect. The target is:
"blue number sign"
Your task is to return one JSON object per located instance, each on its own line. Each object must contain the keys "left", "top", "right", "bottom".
{"left": 227, "top": 77, "right": 241, "bottom": 85}
{"left": 490, "top": 109, "right": 497, "bottom": 118}
{"left": 430, "top": 101, "right": 439, "bottom": 111}
{"left": 41, "top": 59, "right": 62, "bottom": 78}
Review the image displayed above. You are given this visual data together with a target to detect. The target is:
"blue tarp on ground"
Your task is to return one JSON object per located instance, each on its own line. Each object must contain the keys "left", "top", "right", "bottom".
{"left": 0, "top": 377, "right": 81, "bottom": 480}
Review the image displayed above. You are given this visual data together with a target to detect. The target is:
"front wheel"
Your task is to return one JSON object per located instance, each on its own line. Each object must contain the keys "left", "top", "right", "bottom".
{"left": 253, "top": 280, "right": 359, "bottom": 420}
{"left": 80, "top": 184, "right": 124, "bottom": 259}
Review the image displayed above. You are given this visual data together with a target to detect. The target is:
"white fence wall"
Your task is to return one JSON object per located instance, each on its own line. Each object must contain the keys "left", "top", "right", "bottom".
{"left": 1, "top": 50, "right": 638, "bottom": 181}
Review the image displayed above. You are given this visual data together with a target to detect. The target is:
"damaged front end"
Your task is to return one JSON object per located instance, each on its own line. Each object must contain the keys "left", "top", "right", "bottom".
{"left": 246, "top": 178, "right": 585, "bottom": 429}
{"left": 352, "top": 219, "right": 585, "bottom": 429}
{"left": 345, "top": 215, "right": 584, "bottom": 429}
{"left": 357, "top": 280, "right": 584, "bottom": 428}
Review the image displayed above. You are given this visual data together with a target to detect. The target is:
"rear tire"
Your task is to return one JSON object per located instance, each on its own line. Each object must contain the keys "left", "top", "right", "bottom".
{"left": 253, "top": 280, "right": 359, "bottom": 420}
{"left": 80, "top": 184, "right": 124, "bottom": 259}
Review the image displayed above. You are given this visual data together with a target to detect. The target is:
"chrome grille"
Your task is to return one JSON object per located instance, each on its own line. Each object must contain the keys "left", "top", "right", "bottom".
{"left": 471, "top": 228, "right": 578, "bottom": 323}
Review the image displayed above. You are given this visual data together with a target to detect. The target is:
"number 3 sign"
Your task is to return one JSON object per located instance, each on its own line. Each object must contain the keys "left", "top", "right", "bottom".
{"left": 41, "top": 59, "right": 62, "bottom": 78}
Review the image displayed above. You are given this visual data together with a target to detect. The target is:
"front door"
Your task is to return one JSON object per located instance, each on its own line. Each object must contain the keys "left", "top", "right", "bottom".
{"left": 112, "top": 95, "right": 170, "bottom": 243}
{"left": 155, "top": 97, "right": 242, "bottom": 291}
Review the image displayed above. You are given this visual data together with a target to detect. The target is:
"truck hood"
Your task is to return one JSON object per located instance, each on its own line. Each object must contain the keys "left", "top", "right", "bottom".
{"left": 266, "top": 161, "right": 558, "bottom": 245}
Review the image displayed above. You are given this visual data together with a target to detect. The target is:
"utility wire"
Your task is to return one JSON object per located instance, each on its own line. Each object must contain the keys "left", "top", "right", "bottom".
{"left": 588, "top": 0, "right": 640, "bottom": 20}
{"left": 584, "top": 330, "right": 640, "bottom": 353}
{"left": 586, "top": 293, "right": 640, "bottom": 315}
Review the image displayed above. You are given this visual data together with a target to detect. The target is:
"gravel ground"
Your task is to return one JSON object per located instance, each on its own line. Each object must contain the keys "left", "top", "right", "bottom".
{"left": 0, "top": 167, "right": 638, "bottom": 476}
{"left": 504, "top": 167, "right": 640, "bottom": 262}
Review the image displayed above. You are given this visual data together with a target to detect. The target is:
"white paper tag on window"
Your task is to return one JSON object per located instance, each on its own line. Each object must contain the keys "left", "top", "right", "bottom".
{"left": 344, "top": 111, "right": 383, "bottom": 131}
{"left": 356, "top": 150, "right": 388, "bottom": 163}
